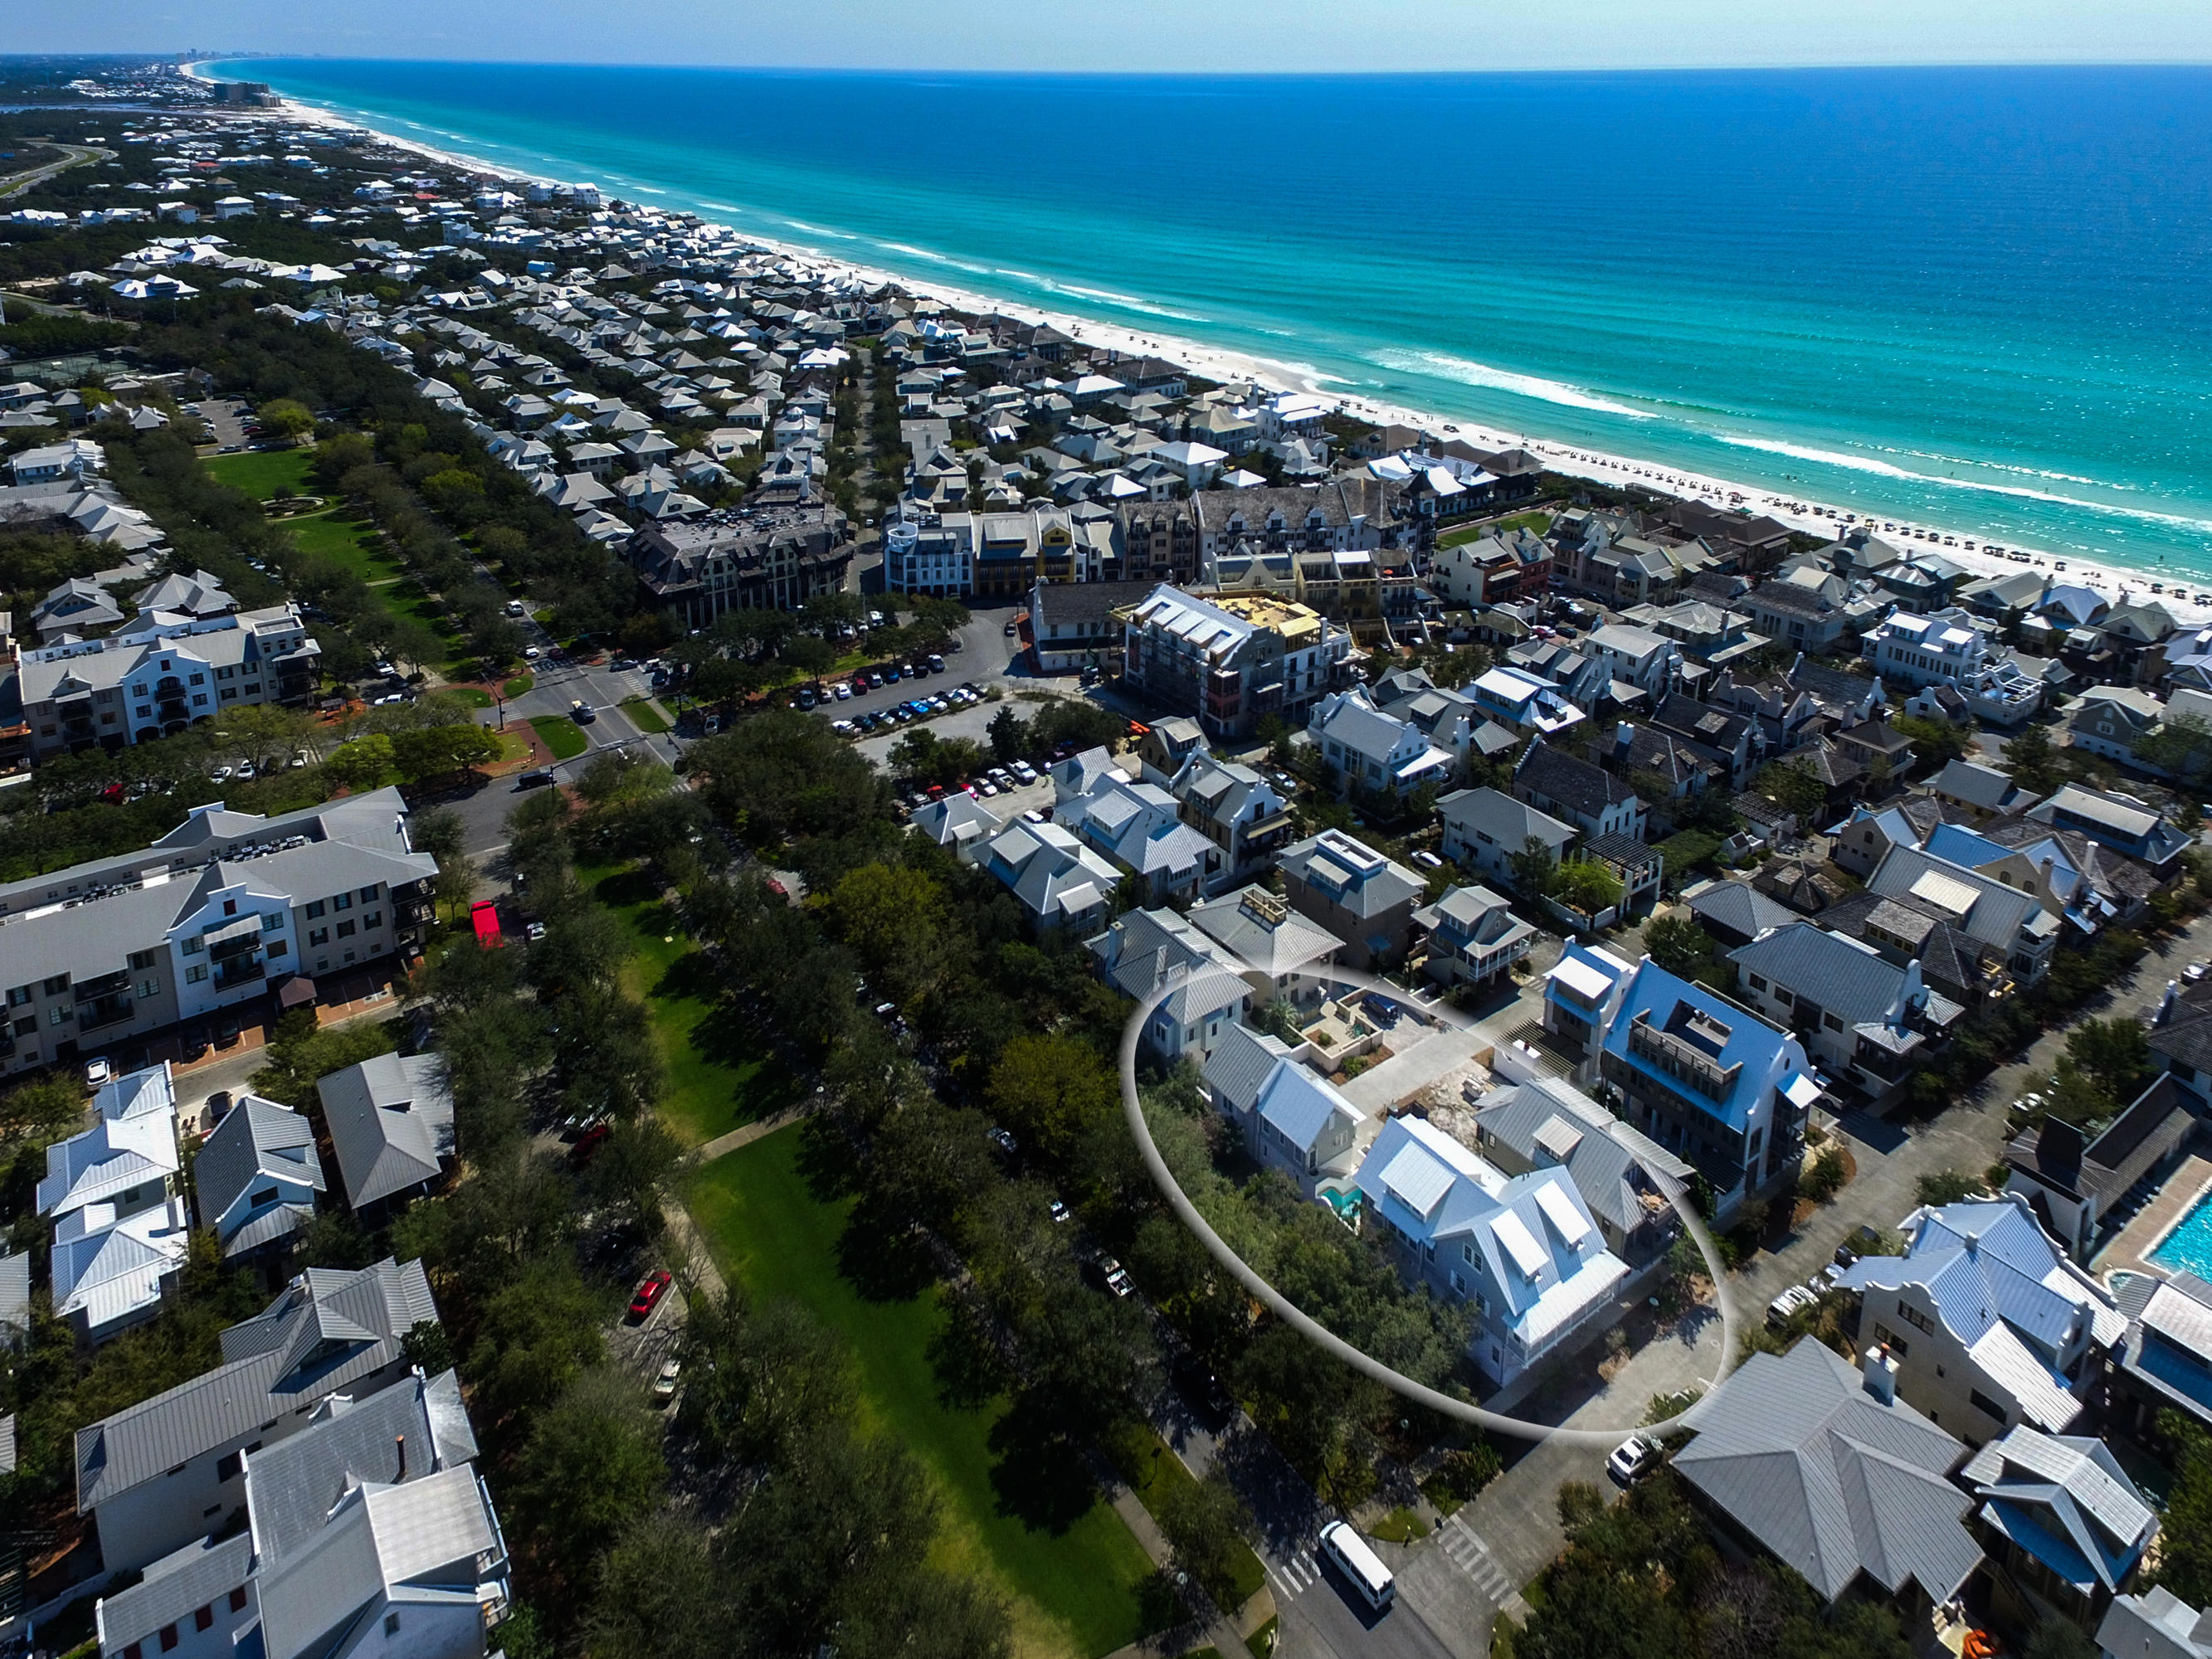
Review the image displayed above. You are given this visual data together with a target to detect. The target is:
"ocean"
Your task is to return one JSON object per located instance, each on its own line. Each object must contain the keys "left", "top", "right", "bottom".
{"left": 224, "top": 59, "right": 2212, "bottom": 581}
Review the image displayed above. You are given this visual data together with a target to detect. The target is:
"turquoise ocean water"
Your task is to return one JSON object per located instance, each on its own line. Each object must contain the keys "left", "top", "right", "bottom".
{"left": 222, "top": 60, "right": 2212, "bottom": 581}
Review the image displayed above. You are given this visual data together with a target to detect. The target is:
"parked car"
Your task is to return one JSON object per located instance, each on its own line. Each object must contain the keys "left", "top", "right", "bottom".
{"left": 627, "top": 1269, "right": 673, "bottom": 1322}
{"left": 516, "top": 768, "right": 557, "bottom": 791}
{"left": 2188, "top": 961, "right": 2209, "bottom": 984}
{"left": 84, "top": 1057, "right": 111, "bottom": 1087}
{"left": 1101, "top": 1258, "right": 1134, "bottom": 1298}
{"left": 525, "top": 921, "right": 547, "bottom": 942}
{"left": 179, "top": 1029, "right": 209, "bottom": 1061}
{"left": 1048, "top": 1198, "right": 1070, "bottom": 1224}
{"left": 1607, "top": 1436, "right": 1656, "bottom": 1484}
{"left": 571, "top": 1121, "right": 612, "bottom": 1165}
{"left": 215, "top": 1017, "right": 241, "bottom": 1048}
{"left": 987, "top": 1126, "right": 1017, "bottom": 1156}
{"left": 1766, "top": 1283, "right": 1820, "bottom": 1330}
{"left": 653, "top": 1359, "right": 682, "bottom": 1405}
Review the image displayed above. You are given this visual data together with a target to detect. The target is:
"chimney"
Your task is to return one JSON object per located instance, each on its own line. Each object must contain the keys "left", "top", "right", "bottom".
{"left": 1863, "top": 1345, "right": 1898, "bottom": 1405}
{"left": 395, "top": 1433, "right": 407, "bottom": 1481}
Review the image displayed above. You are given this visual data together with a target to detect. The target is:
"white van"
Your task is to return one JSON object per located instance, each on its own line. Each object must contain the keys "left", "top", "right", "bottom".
{"left": 1318, "top": 1521, "right": 1395, "bottom": 1611}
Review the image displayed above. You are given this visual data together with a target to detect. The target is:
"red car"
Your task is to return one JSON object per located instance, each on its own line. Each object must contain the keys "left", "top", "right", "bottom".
{"left": 628, "top": 1269, "right": 673, "bottom": 1321}
{"left": 569, "top": 1121, "right": 612, "bottom": 1165}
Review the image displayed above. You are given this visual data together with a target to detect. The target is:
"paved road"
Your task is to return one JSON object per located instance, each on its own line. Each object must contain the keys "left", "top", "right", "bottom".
{"left": 0, "top": 142, "right": 109, "bottom": 200}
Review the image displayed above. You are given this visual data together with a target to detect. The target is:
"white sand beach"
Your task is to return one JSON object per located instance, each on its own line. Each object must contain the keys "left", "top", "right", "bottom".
{"left": 195, "top": 69, "right": 2212, "bottom": 631}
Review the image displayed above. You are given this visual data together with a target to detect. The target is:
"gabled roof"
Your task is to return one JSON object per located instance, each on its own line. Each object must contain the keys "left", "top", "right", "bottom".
{"left": 195, "top": 1094, "right": 326, "bottom": 1243}
{"left": 1961, "top": 1426, "right": 2156, "bottom": 1594}
{"left": 1674, "top": 1340, "right": 1978, "bottom": 1603}
{"left": 1189, "top": 884, "right": 1343, "bottom": 974}
{"left": 1202, "top": 1023, "right": 1297, "bottom": 1117}
{"left": 77, "top": 1258, "right": 438, "bottom": 1513}
{"left": 1253, "top": 1059, "right": 1364, "bottom": 1154}
{"left": 1728, "top": 922, "right": 1916, "bottom": 1027}
{"left": 1437, "top": 786, "right": 1577, "bottom": 849}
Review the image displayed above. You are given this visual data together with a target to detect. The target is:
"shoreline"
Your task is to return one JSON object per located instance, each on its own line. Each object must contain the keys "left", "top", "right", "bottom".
{"left": 182, "top": 62, "right": 2212, "bottom": 630}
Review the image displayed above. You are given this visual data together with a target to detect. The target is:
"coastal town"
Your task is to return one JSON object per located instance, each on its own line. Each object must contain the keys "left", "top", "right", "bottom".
{"left": 8, "top": 51, "right": 2212, "bottom": 1659}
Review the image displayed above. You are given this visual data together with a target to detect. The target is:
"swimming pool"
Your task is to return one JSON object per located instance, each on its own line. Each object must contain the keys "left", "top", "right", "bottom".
{"left": 2151, "top": 1184, "right": 2212, "bottom": 1280}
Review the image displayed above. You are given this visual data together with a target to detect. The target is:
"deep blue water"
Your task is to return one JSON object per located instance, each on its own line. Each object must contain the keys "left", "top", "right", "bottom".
{"left": 226, "top": 60, "right": 2212, "bottom": 580}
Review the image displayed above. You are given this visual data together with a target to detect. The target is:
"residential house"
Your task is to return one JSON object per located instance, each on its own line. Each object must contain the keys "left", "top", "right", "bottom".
{"left": 1829, "top": 797, "right": 1945, "bottom": 881}
{"left": 1412, "top": 884, "right": 1536, "bottom": 989}
{"left": 2027, "top": 785, "right": 2194, "bottom": 878}
{"left": 2067, "top": 685, "right": 2172, "bottom": 771}
{"left": 1463, "top": 1074, "right": 1688, "bottom": 1265}
{"left": 2096, "top": 1588, "right": 2212, "bottom": 1659}
{"left": 1577, "top": 833, "right": 1665, "bottom": 918}
{"left": 1582, "top": 624, "right": 1684, "bottom": 703}
{"left": 1932, "top": 758, "right": 2044, "bottom": 822}
{"left": 315, "top": 1053, "right": 456, "bottom": 1217}
{"left": 1167, "top": 751, "right": 1294, "bottom": 894}
{"left": 1727, "top": 923, "right": 1961, "bottom": 1107}
{"left": 1862, "top": 609, "right": 2044, "bottom": 725}
{"left": 1086, "top": 907, "right": 1250, "bottom": 1063}
{"left": 1740, "top": 568, "right": 1854, "bottom": 653}
{"left": 73, "top": 1258, "right": 441, "bottom": 1574}
{"left": 1963, "top": 1427, "right": 2156, "bottom": 1637}
{"left": 2106, "top": 1271, "right": 2212, "bottom": 1447}
{"left": 38, "top": 1061, "right": 185, "bottom": 1341}
{"left": 90, "top": 1365, "right": 504, "bottom": 1659}
{"left": 1429, "top": 528, "right": 1549, "bottom": 607}
{"left": 1468, "top": 664, "right": 1586, "bottom": 742}
{"left": 1136, "top": 716, "right": 1208, "bottom": 786}
{"left": 1276, "top": 830, "right": 1425, "bottom": 971}
{"left": 1837, "top": 1195, "right": 2128, "bottom": 1444}
{"left": 1187, "top": 884, "right": 1344, "bottom": 1008}
{"left": 1596, "top": 959, "right": 1818, "bottom": 1219}
{"left": 1437, "top": 786, "right": 1577, "bottom": 889}
{"left": 1512, "top": 742, "right": 1647, "bottom": 841}
{"left": 1306, "top": 686, "right": 1457, "bottom": 802}
{"left": 1353, "top": 1114, "right": 1627, "bottom": 1386}
{"left": 1672, "top": 1340, "right": 1981, "bottom": 1611}
{"left": 2004, "top": 1077, "right": 2195, "bottom": 1261}
{"left": 908, "top": 791, "right": 1002, "bottom": 861}
{"left": 1541, "top": 941, "right": 1637, "bottom": 1081}
{"left": 977, "top": 818, "right": 1123, "bottom": 933}
{"left": 1060, "top": 769, "right": 1220, "bottom": 902}
{"left": 1207, "top": 1033, "right": 1369, "bottom": 1198}
{"left": 1865, "top": 843, "right": 2062, "bottom": 986}
{"left": 1683, "top": 878, "right": 1797, "bottom": 949}
{"left": 194, "top": 1094, "right": 327, "bottom": 1261}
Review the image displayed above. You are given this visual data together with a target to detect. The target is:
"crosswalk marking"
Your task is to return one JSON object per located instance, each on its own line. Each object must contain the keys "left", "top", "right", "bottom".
{"left": 1444, "top": 1514, "right": 1514, "bottom": 1602}
{"left": 1265, "top": 1550, "right": 1318, "bottom": 1600}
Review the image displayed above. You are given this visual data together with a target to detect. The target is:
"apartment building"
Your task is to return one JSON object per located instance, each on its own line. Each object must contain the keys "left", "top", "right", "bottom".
{"left": 624, "top": 504, "right": 854, "bottom": 626}
{"left": 1121, "top": 584, "right": 1351, "bottom": 740}
{"left": 1862, "top": 609, "right": 2043, "bottom": 726}
{"left": 15, "top": 603, "right": 320, "bottom": 761}
{"left": 0, "top": 789, "right": 438, "bottom": 1077}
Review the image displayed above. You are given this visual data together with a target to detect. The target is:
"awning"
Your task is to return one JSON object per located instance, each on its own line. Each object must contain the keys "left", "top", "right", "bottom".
{"left": 1781, "top": 1071, "right": 1825, "bottom": 1111}
{"left": 275, "top": 975, "right": 318, "bottom": 1010}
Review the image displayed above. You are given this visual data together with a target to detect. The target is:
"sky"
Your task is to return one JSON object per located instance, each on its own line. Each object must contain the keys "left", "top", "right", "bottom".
{"left": 14, "top": 0, "right": 2212, "bottom": 72}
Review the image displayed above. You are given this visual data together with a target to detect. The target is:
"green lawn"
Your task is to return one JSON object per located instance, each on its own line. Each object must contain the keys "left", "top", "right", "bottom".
{"left": 204, "top": 447, "right": 314, "bottom": 499}
{"left": 284, "top": 509, "right": 402, "bottom": 584}
{"left": 445, "top": 687, "right": 493, "bottom": 708}
{"left": 528, "top": 715, "right": 588, "bottom": 761}
{"left": 620, "top": 695, "right": 672, "bottom": 734}
{"left": 689, "top": 1128, "right": 1161, "bottom": 1658}
{"left": 502, "top": 673, "right": 534, "bottom": 698}
{"left": 1436, "top": 508, "right": 1554, "bottom": 548}
{"left": 1106, "top": 1422, "right": 1264, "bottom": 1605}
{"left": 582, "top": 865, "right": 800, "bottom": 1145}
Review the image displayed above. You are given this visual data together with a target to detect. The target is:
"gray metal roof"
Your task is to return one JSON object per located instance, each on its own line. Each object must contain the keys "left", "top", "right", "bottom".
{"left": 1685, "top": 879, "right": 1796, "bottom": 942}
{"left": 195, "top": 1095, "right": 326, "bottom": 1236}
{"left": 96, "top": 1531, "right": 255, "bottom": 1653}
{"left": 1729, "top": 922, "right": 1911, "bottom": 1027}
{"left": 315, "top": 1053, "right": 454, "bottom": 1211}
{"left": 77, "top": 1259, "right": 437, "bottom": 1513}
{"left": 1674, "top": 1340, "right": 1979, "bottom": 1603}
{"left": 2097, "top": 1588, "right": 2212, "bottom": 1659}
{"left": 0, "top": 1248, "right": 27, "bottom": 1339}
{"left": 1961, "top": 1427, "right": 2156, "bottom": 1593}
{"left": 1201, "top": 1023, "right": 1294, "bottom": 1117}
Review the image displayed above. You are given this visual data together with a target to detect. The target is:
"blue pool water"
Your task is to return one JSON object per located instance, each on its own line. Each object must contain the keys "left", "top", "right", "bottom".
{"left": 2151, "top": 1185, "right": 2212, "bottom": 1280}
{"left": 226, "top": 59, "right": 2212, "bottom": 582}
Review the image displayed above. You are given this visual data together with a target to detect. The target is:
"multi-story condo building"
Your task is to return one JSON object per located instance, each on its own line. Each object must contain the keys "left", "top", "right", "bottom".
{"left": 1121, "top": 584, "right": 1351, "bottom": 740}
{"left": 880, "top": 501, "right": 973, "bottom": 596}
{"left": 624, "top": 503, "right": 854, "bottom": 627}
{"left": 1861, "top": 608, "right": 2044, "bottom": 726}
{"left": 0, "top": 789, "right": 438, "bottom": 1077}
{"left": 15, "top": 604, "right": 320, "bottom": 761}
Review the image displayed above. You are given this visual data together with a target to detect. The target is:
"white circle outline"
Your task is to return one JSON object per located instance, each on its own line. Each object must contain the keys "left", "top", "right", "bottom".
{"left": 1118, "top": 964, "right": 1741, "bottom": 1447}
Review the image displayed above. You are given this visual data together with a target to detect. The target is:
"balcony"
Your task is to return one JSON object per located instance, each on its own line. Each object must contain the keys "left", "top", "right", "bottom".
{"left": 213, "top": 961, "right": 266, "bottom": 992}
{"left": 209, "top": 932, "right": 261, "bottom": 963}
{"left": 77, "top": 996, "right": 135, "bottom": 1033}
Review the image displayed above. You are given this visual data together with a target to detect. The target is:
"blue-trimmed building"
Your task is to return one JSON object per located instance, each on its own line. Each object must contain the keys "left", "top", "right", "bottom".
{"left": 1596, "top": 959, "right": 1818, "bottom": 1220}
